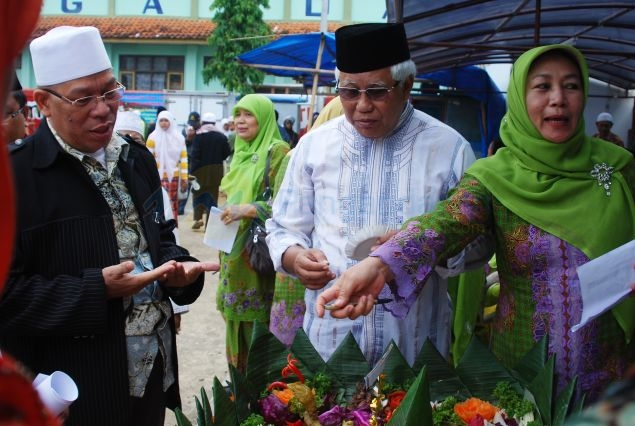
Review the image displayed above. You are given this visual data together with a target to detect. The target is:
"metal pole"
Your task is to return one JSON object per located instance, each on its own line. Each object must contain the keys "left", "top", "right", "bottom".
{"left": 308, "top": 0, "right": 329, "bottom": 130}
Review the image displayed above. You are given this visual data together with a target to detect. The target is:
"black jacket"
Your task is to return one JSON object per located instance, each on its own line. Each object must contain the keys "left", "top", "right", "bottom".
{"left": 189, "top": 129, "right": 231, "bottom": 172}
{"left": 0, "top": 119, "right": 204, "bottom": 425}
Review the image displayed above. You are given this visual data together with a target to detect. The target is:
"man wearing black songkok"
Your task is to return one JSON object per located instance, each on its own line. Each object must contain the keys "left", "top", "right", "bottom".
{"left": 267, "top": 23, "right": 489, "bottom": 365}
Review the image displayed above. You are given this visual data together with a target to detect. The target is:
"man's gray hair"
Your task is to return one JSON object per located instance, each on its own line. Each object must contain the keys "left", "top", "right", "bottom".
{"left": 391, "top": 59, "right": 417, "bottom": 82}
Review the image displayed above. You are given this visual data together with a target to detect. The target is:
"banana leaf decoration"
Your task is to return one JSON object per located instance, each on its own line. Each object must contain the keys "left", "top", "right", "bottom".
{"left": 387, "top": 366, "right": 432, "bottom": 425}
{"left": 175, "top": 322, "right": 581, "bottom": 425}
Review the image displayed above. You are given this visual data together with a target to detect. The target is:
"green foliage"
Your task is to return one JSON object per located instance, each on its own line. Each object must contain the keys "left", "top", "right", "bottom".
{"left": 288, "top": 397, "right": 305, "bottom": 415}
{"left": 493, "top": 381, "right": 535, "bottom": 418}
{"left": 173, "top": 408, "right": 193, "bottom": 426}
{"left": 238, "top": 414, "right": 265, "bottom": 426}
{"left": 195, "top": 387, "right": 213, "bottom": 426}
{"left": 306, "top": 371, "right": 332, "bottom": 403}
{"left": 204, "top": 0, "right": 271, "bottom": 94}
{"left": 430, "top": 395, "right": 462, "bottom": 425}
{"left": 414, "top": 340, "right": 468, "bottom": 401}
{"left": 454, "top": 337, "right": 517, "bottom": 402}
{"left": 387, "top": 366, "right": 433, "bottom": 426}
{"left": 325, "top": 333, "right": 370, "bottom": 401}
{"left": 174, "top": 327, "right": 579, "bottom": 426}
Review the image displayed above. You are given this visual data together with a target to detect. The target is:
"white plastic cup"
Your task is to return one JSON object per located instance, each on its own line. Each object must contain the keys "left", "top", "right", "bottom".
{"left": 35, "top": 371, "right": 79, "bottom": 416}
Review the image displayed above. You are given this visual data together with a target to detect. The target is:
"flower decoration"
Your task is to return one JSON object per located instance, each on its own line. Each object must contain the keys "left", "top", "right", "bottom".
{"left": 256, "top": 354, "right": 320, "bottom": 425}
{"left": 454, "top": 397, "right": 498, "bottom": 423}
{"left": 174, "top": 324, "right": 581, "bottom": 426}
{"left": 242, "top": 357, "right": 411, "bottom": 425}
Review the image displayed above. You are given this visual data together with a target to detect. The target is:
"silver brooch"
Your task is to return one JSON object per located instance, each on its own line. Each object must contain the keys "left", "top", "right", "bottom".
{"left": 590, "top": 162, "right": 614, "bottom": 196}
{"left": 251, "top": 154, "right": 259, "bottom": 163}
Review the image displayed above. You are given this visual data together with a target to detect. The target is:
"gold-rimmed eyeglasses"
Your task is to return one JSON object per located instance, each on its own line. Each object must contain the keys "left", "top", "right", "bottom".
{"left": 43, "top": 82, "right": 126, "bottom": 107}
{"left": 336, "top": 81, "right": 400, "bottom": 101}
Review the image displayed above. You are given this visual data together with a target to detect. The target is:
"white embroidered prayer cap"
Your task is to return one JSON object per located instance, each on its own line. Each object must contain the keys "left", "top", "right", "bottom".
{"left": 202, "top": 112, "right": 217, "bottom": 123}
{"left": 114, "top": 111, "right": 145, "bottom": 136}
{"left": 596, "top": 112, "right": 613, "bottom": 123}
{"left": 30, "top": 26, "right": 112, "bottom": 86}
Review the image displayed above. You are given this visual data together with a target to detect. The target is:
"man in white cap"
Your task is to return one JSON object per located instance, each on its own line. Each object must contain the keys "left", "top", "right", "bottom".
{"left": 0, "top": 26, "right": 217, "bottom": 426}
{"left": 593, "top": 111, "right": 625, "bottom": 147}
{"left": 189, "top": 112, "right": 231, "bottom": 229}
{"left": 267, "top": 23, "right": 489, "bottom": 366}
{"left": 114, "top": 109, "right": 146, "bottom": 145}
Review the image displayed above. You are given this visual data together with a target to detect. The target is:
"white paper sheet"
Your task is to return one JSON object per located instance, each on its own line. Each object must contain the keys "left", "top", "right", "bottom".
{"left": 571, "top": 239, "right": 635, "bottom": 332}
{"left": 203, "top": 206, "right": 240, "bottom": 253}
{"left": 33, "top": 371, "right": 78, "bottom": 416}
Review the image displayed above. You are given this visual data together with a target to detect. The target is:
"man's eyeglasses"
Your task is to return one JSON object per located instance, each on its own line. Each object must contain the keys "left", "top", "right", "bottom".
{"left": 336, "top": 81, "right": 400, "bottom": 101}
{"left": 43, "top": 82, "right": 126, "bottom": 107}
{"left": 4, "top": 109, "right": 23, "bottom": 119}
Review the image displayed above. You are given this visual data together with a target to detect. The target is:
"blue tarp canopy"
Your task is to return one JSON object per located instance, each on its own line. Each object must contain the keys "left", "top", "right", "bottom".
{"left": 236, "top": 32, "right": 337, "bottom": 87}
{"left": 237, "top": 35, "right": 506, "bottom": 153}
{"left": 386, "top": 0, "right": 635, "bottom": 90}
{"left": 417, "top": 66, "right": 507, "bottom": 155}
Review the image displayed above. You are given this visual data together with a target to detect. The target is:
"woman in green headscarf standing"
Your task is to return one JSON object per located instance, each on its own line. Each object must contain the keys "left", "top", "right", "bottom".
{"left": 317, "top": 44, "right": 635, "bottom": 403}
{"left": 217, "top": 94, "right": 289, "bottom": 373}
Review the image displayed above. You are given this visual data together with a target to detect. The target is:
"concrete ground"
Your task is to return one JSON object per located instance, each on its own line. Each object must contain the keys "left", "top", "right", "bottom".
{"left": 164, "top": 205, "right": 229, "bottom": 425}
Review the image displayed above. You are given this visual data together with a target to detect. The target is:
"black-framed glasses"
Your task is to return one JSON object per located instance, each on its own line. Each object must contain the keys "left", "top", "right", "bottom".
{"left": 4, "top": 109, "right": 23, "bottom": 119}
{"left": 43, "top": 82, "right": 126, "bottom": 107}
{"left": 336, "top": 81, "right": 400, "bottom": 101}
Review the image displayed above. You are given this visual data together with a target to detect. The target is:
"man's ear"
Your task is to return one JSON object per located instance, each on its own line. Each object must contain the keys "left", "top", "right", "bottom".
{"left": 33, "top": 89, "right": 52, "bottom": 117}
{"left": 402, "top": 75, "right": 415, "bottom": 97}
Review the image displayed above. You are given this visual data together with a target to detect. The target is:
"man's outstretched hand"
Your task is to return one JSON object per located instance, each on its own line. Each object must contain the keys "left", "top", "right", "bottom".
{"left": 162, "top": 261, "right": 218, "bottom": 288}
{"left": 104, "top": 260, "right": 218, "bottom": 299}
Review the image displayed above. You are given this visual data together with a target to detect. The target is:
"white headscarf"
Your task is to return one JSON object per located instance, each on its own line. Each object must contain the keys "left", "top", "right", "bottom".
{"left": 148, "top": 110, "right": 185, "bottom": 178}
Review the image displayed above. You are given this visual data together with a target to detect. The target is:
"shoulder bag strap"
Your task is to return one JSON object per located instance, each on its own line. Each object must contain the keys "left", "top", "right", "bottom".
{"left": 258, "top": 146, "right": 273, "bottom": 202}
{"left": 263, "top": 146, "right": 272, "bottom": 190}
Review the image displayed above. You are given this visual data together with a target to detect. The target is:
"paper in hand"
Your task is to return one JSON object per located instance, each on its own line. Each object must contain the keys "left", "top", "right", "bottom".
{"left": 571, "top": 239, "right": 635, "bottom": 332}
{"left": 33, "top": 371, "right": 78, "bottom": 416}
{"left": 203, "top": 206, "right": 240, "bottom": 253}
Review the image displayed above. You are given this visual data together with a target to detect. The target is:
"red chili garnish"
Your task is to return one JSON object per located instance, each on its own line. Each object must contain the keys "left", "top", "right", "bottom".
{"left": 387, "top": 390, "right": 406, "bottom": 409}
{"left": 281, "top": 353, "right": 305, "bottom": 383}
{"left": 385, "top": 407, "right": 394, "bottom": 422}
{"left": 266, "top": 381, "right": 288, "bottom": 392}
{"left": 286, "top": 421, "right": 303, "bottom": 426}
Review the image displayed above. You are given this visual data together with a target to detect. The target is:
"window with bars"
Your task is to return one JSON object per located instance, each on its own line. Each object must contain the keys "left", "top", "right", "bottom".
{"left": 119, "top": 55, "right": 184, "bottom": 90}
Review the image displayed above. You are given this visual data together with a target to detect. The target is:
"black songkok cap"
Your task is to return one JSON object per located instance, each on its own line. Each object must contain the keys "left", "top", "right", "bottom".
{"left": 335, "top": 23, "right": 410, "bottom": 73}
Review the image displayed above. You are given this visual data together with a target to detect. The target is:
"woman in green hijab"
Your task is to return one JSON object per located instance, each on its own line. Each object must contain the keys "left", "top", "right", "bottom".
{"left": 317, "top": 45, "right": 635, "bottom": 403}
{"left": 216, "top": 94, "right": 289, "bottom": 373}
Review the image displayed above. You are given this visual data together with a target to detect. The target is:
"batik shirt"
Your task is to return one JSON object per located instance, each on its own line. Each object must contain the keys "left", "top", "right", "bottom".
{"left": 267, "top": 103, "right": 476, "bottom": 365}
{"left": 50, "top": 122, "right": 174, "bottom": 398}
{"left": 373, "top": 168, "right": 635, "bottom": 402}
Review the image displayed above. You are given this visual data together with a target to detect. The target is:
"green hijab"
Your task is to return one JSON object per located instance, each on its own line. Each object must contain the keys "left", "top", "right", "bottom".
{"left": 219, "top": 94, "right": 284, "bottom": 204}
{"left": 468, "top": 44, "right": 635, "bottom": 340}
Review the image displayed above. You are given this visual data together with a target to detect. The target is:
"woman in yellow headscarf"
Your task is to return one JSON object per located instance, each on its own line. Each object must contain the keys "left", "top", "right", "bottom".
{"left": 216, "top": 94, "right": 289, "bottom": 372}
